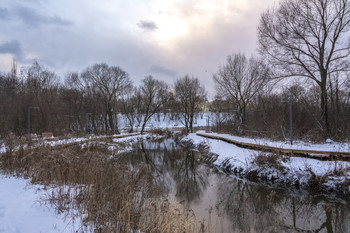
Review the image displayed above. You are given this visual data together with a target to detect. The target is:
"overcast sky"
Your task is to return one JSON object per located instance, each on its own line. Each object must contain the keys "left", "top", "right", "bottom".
{"left": 0, "top": 0, "right": 277, "bottom": 97}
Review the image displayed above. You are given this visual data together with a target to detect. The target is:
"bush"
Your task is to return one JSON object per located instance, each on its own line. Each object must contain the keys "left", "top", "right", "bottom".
{"left": 252, "top": 152, "right": 289, "bottom": 171}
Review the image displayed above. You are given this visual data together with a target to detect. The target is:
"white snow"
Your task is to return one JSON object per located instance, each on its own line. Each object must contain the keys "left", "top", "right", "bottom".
{"left": 1, "top": 120, "right": 350, "bottom": 232}
{"left": 184, "top": 132, "right": 350, "bottom": 191}
{"left": 0, "top": 175, "right": 78, "bottom": 233}
{"left": 117, "top": 112, "right": 209, "bottom": 132}
{"left": 196, "top": 130, "right": 350, "bottom": 152}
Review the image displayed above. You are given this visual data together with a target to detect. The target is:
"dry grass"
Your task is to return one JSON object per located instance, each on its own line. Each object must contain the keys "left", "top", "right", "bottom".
{"left": 306, "top": 162, "right": 350, "bottom": 192}
{"left": 139, "top": 198, "right": 196, "bottom": 233}
{"left": 305, "top": 168, "right": 329, "bottom": 191}
{"left": 148, "top": 128, "right": 169, "bottom": 136}
{"left": 0, "top": 142, "right": 198, "bottom": 232}
{"left": 330, "top": 162, "right": 350, "bottom": 176}
{"left": 252, "top": 152, "right": 289, "bottom": 172}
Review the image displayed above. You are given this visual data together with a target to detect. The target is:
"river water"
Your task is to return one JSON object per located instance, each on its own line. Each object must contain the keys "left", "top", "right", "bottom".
{"left": 123, "top": 138, "right": 350, "bottom": 233}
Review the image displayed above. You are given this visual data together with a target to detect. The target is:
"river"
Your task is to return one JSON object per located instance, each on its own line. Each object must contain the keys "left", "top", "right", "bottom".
{"left": 1, "top": 137, "right": 350, "bottom": 232}
{"left": 124, "top": 138, "right": 350, "bottom": 233}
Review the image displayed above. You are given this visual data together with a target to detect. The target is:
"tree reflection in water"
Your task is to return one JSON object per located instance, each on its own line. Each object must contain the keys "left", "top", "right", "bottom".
{"left": 216, "top": 177, "right": 350, "bottom": 233}
{"left": 123, "top": 138, "right": 350, "bottom": 233}
{"left": 125, "top": 139, "right": 208, "bottom": 204}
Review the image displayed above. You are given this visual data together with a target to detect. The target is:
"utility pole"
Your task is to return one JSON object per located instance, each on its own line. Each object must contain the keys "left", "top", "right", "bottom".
{"left": 206, "top": 115, "right": 210, "bottom": 133}
{"left": 27, "top": 106, "right": 39, "bottom": 141}
{"left": 289, "top": 99, "right": 293, "bottom": 145}
{"left": 281, "top": 99, "right": 293, "bottom": 145}
{"left": 86, "top": 113, "right": 92, "bottom": 134}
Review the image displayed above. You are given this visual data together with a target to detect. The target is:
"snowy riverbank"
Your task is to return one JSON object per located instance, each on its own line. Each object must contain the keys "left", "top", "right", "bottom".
{"left": 0, "top": 175, "right": 79, "bottom": 233}
{"left": 1, "top": 131, "right": 350, "bottom": 232}
{"left": 184, "top": 131, "right": 350, "bottom": 194}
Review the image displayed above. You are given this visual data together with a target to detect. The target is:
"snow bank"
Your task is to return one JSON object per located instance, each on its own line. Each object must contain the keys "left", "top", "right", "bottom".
{"left": 0, "top": 175, "right": 78, "bottom": 233}
{"left": 184, "top": 133, "right": 350, "bottom": 194}
{"left": 196, "top": 130, "right": 350, "bottom": 152}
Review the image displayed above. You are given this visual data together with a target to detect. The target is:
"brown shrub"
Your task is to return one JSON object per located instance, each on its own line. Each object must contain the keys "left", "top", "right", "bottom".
{"left": 252, "top": 152, "right": 289, "bottom": 171}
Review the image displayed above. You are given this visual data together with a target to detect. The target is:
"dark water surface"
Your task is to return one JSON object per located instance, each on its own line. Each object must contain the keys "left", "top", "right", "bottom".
{"left": 125, "top": 138, "right": 350, "bottom": 233}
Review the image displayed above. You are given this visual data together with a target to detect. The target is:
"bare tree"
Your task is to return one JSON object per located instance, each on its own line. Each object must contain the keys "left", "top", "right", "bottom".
{"left": 63, "top": 72, "right": 88, "bottom": 133}
{"left": 139, "top": 76, "right": 169, "bottom": 134}
{"left": 120, "top": 86, "right": 138, "bottom": 133}
{"left": 22, "top": 61, "right": 61, "bottom": 133}
{"left": 213, "top": 53, "right": 269, "bottom": 133}
{"left": 82, "top": 63, "right": 131, "bottom": 134}
{"left": 174, "top": 75, "right": 207, "bottom": 133}
{"left": 258, "top": 0, "right": 350, "bottom": 137}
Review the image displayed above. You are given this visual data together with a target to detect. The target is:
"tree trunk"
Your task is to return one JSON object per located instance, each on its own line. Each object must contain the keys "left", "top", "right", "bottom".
{"left": 108, "top": 110, "right": 114, "bottom": 134}
{"left": 320, "top": 72, "right": 329, "bottom": 138}
{"left": 114, "top": 114, "right": 120, "bottom": 134}
{"left": 141, "top": 121, "right": 146, "bottom": 135}
{"left": 189, "top": 114, "right": 193, "bottom": 133}
{"left": 127, "top": 117, "right": 134, "bottom": 133}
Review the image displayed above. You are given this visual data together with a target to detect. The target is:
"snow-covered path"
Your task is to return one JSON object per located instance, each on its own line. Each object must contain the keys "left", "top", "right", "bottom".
{"left": 196, "top": 130, "right": 350, "bottom": 153}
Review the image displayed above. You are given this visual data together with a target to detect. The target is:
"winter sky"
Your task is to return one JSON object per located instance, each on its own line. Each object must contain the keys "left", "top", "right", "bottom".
{"left": 0, "top": 0, "right": 277, "bottom": 96}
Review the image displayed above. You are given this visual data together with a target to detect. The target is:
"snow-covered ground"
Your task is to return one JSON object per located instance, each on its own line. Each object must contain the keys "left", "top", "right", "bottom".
{"left": 196, "top": 131, "right": 350, "bottom": 152}
{"left": 0, "top": 175, "right": 79, "bottom": 233}
{"left": 117, "top": 112, "right": 209, "bottom": 131}
{"left": 184, "top": 132, "right": 350, "bottom": 193}
{"left": 0, "top": 133, "right": 175, "bottom": 233}
{"left": 1, "top": 129, "right": 350, "bottom": 232}
{"left": 1, "top": 117, "right": 350, "bottom": 232}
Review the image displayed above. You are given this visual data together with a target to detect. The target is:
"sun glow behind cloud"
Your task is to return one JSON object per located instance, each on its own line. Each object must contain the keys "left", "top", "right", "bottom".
{"left": 143, "top": 0, "right": 257, "bottom": 48}
{"left": 154, "top": 14, "right": 189, "bottom": 43}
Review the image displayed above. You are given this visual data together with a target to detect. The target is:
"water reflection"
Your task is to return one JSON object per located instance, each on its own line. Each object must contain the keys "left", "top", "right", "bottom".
{"left": 123, "top": 138, "right": 350, "bottom": 233}
{"left": 126, "top": 139, "right": 209, "bottom": 204}
{"left": 216, "top": 176, "right": 350, "bottom": 232}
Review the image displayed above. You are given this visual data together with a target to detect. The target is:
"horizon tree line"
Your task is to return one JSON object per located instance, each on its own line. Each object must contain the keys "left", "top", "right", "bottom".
{"left": 0, "top": 60, "right": 207, "bottom": 137}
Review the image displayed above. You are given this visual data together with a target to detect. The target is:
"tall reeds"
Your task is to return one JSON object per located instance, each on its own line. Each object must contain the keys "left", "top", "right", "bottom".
{"left": 0, "top": 141, "right": 197, "bottom": 232}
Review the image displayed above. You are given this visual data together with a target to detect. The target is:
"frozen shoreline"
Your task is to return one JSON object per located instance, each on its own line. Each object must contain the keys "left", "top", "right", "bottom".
{"left": 184, "top": 132, "right": 350, "bottom": 194}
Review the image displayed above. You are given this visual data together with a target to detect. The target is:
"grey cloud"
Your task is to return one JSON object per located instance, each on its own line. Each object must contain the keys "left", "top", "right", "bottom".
{"left": 151, "top": 65, "right": 177, "bottom": 77}
{"left": 0, "top": 40, "right": 23, "bottom": 61}
{"left": 137, "top": 20, "right": 158, "bottom": 31}
{"left": 0, "top": 8, "right": 11, "bottom": 20}
{"left": 14, "top": 5, "right": 73, "bottom": 28}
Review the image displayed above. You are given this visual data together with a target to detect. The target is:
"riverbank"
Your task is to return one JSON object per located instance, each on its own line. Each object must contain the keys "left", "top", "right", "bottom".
{"left": 0, "top": 133, "right": 194, "bottom": 233}
{"left": 184, "top": 131, "right": 350, "bottom": 195}
{"left": 1, "top": 131, "right": 350, "bottom": 232}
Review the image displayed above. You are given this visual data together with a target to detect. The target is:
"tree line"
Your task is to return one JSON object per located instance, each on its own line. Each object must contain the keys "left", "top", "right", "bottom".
{"left": 0, "top": 60, "right": 207, "bottom": 137}
{"left": 211, "top": 0, "right": 350, "bottom": 141}
{"left": 1, "top": 0, "right": 350, "bottom": 141}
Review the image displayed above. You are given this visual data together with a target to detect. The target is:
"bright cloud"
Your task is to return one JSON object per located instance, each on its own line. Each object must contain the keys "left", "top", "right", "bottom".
{"left": 0, "top": 0, "right": 277, "bottom": 97}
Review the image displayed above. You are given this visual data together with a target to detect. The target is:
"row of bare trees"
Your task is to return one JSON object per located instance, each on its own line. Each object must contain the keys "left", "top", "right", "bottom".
{"left": 1, "top": 0, "right": 350, "bottom": 141}
{"left": 0, "top": 60, "right": 207, "bottom": 138}
{"left": 212, "top": 0, "right": 350, "bottom": 141}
